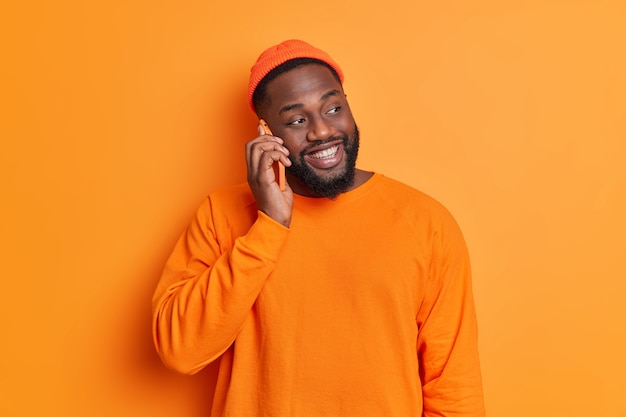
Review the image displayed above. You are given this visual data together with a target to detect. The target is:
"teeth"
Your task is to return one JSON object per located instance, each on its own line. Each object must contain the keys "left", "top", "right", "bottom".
{"left": 309, "top": 145, "right": 339, "bottom": 159}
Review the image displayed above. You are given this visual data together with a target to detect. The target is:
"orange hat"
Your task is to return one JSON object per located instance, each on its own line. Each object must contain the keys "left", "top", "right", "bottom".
{"left": 248, "top": 39, "right": 344, "bottom": 112}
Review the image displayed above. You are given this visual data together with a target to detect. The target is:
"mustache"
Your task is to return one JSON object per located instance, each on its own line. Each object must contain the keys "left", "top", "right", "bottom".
{"left": 300, "top": 135, "right": 349, "bottom": 155}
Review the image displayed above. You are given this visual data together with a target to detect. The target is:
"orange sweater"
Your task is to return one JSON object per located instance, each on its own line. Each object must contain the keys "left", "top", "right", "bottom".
{"left": 152, "top": 174, "right": 485, "bottom": 416}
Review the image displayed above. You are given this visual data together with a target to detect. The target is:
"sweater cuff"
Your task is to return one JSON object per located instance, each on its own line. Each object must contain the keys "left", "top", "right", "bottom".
{"left": 238, "top": 210, "right": 290, "bottom": 263}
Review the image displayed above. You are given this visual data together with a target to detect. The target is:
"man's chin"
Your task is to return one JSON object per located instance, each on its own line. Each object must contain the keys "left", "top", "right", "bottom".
{"left": 299, "top": 167, "right": 355, "bottom": 199}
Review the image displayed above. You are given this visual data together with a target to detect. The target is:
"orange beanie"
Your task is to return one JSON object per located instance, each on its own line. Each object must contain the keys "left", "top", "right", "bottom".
{"left": 248, "top": 39, "right": 344, "bottom": 113}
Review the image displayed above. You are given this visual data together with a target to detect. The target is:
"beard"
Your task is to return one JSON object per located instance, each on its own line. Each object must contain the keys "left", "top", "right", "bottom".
{"left": 286, "top": 124, "right": 360, "bottom": 199}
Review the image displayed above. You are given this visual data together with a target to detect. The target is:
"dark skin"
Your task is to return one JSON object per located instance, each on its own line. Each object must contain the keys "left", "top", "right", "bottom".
{"left": 246, "top": 64, "right": 372, "bottom": 228}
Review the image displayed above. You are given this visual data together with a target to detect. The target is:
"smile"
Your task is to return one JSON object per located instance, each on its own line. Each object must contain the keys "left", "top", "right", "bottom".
{"left": 308, "top": 145, "right": 339, "bottom": 159}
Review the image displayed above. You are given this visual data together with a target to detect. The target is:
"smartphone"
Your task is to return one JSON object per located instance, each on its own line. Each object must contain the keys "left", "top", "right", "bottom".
{"left": 259, "top": 119, "right": 286, "bottom": 191}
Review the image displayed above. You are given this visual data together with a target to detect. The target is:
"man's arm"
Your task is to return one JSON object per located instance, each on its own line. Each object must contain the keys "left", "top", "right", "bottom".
{"left": 153, "top": 126, "right": 294, "bottom": 374}
{"left": 416, "top": 212, "right": 485, "bottom": 416}
{"left": 152, "top": 200, "right": 289, "bottom": 374}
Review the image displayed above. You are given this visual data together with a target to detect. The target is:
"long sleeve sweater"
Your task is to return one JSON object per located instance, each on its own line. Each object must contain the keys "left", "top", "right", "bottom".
{"left": 152, "top": 173, "right": 485, "bottom": 416}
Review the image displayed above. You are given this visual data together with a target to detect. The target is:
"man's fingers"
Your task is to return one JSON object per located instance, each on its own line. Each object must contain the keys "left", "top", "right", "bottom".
{"left": 246, "top": 135, "right": 283, "bottom": 167}
{"left": 251, "top": 147, "right": 290, "bottom": 178}
{"left": 246, "top": 138, "right": 291, "bottom": 186}
{"left": 249, "top": 140, "right": 289, "bottom": 165}
{"left": 256, "top": 142, "right": 289, "bottom": 157}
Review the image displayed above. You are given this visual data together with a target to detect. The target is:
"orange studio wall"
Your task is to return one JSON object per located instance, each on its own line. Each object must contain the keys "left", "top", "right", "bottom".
{"left": 1, "top": 0, "right": 625, "bottom": 416}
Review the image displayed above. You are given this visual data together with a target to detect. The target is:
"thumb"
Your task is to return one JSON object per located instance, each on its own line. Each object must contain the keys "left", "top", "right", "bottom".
{"left": 257, "top": 122, "right": 265, "bottom": 136}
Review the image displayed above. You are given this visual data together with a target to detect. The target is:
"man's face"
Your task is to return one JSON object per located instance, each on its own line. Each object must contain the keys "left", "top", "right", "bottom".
{"left": 262, "top": 64, "right": 359, "bottom": 198}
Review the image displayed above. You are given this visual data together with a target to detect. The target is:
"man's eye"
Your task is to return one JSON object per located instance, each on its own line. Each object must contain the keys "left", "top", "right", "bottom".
{"left": 327, "top": 106, "right": 341, "bottom": 114}
{"left": 288, "top": 118, "right": 306, "bottom": 125}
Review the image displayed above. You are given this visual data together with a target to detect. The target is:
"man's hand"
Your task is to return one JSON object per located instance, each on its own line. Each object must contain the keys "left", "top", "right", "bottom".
{"left": 246, "top": 124, "right": 293, "bottom": 227}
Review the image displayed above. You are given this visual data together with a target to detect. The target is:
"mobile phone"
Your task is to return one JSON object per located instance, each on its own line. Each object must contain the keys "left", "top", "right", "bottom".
{"left": 259, "top": 119, "right": 286, "bottom": 191}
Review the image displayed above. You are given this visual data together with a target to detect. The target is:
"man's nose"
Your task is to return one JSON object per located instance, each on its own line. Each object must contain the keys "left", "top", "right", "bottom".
{"left": 306, "top": 117, "right": 333, "bottom": 142}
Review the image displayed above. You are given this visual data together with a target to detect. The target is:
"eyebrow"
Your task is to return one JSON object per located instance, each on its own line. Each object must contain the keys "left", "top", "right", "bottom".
{"left": 278, "top": 89, "right": 342, "bottom": 115}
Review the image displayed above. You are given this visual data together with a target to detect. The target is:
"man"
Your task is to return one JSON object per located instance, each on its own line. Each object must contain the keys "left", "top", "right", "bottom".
{"left": 152, "top": 39, "right": 485, "bottom": 416}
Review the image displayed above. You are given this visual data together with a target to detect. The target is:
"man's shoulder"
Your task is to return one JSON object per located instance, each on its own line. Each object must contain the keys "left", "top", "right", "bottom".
{"left": 371, "top": 174, "right": 458, "bottom": 224}
{"left": 374, "top": 174, "right": 444, "bottom": 207}
{"left": 372, "top": 175, "right": 466, "bottom": 246}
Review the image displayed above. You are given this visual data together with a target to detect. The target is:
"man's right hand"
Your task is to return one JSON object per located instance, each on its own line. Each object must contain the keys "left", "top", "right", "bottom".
{"left": 245, "top": 124, "right": 293, "bottom": 227}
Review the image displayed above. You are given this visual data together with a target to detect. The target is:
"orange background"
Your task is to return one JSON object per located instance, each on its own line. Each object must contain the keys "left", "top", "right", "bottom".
{"left": 1, "top": 0, "right": 625, "bottom": 416}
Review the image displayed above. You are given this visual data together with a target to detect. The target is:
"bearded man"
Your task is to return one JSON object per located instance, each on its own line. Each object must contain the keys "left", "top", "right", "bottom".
{"left": 152, "top": 39, "right": 485, "bottom": 417}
